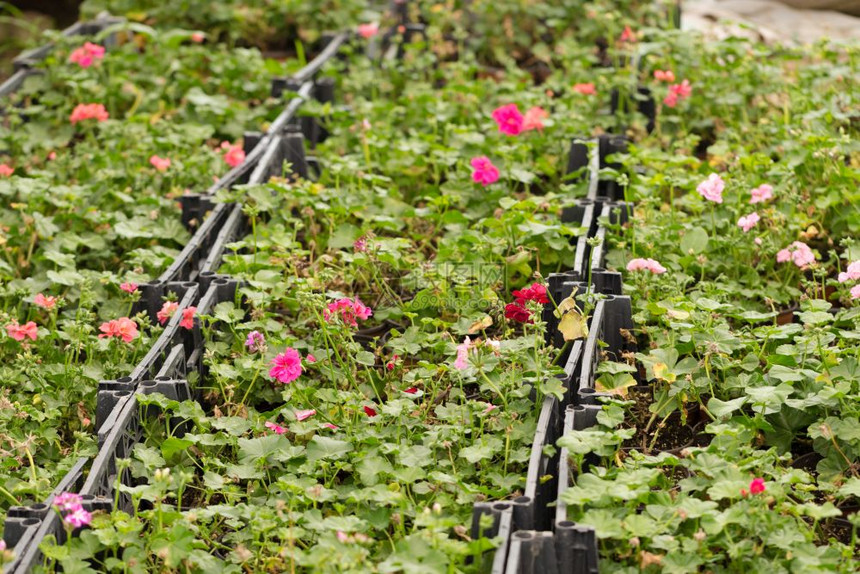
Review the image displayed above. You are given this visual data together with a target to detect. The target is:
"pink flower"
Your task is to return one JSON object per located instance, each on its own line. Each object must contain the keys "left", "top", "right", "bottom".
{"left": 157, "top": 301, "right": 179, "bottom": 325}
{"left": 69, "top": 103, "right": 109, "bottom": 124}
{"left": 269, "top": 348, "right": 303, "bottom": 384}
{"left": 179, "top": 307, "right": 196, "bottom": 330}
{"left": 265, "top": 421, "right": 287, "bottom": 435}
{"left": 470, "top": 156, "right": 499, "bottom": 186}
{"left": 838, "top": 261, "right": 860, "bottom": 283}
{"left": 755, "top": 237, "right": 763, "bottom": 246}
{"left": 324, "top": 297, "right": 372, "bottom": 327}
{"left": 851, "top": 285, "right": 860, "bottom": 300}
{"left": 737, "top": 212, "right": 760, "bottom": 232}
{"left": 573, "top": 83, "right": 596, "bottom": 95}
{"left": 6, "top": 320, "right": 38, "bottom": 341}
{"left": 33, "top": 293, "right": 57, "bottom": 310}
{"left": 697, "top": 173, "right": 725, "bottom": 204}
{"left": 337, "top": 531, "right": 350, "bottom": 542}
{"left": 777, "top": 241, "right": 816, "bottom": 268}
{"left": 47, "top": 151, "right": 57, "bottom": 161}
{"left": 53, "top": 492, "right": 83, "bottom": 512}
{"left": 68, "top": 42, "right": 105, "bottom": 68}
{"left": 191, "top": 32, "right": 205, "bottom": 43}
{"left": 120, "top": 282, "right": 138, "bottom": 294}
{"left": 149, "top": 155, "right": 171, "bottom": 172}
{"left": 619, "top": 25, "right": 636, "bottom": 42}
{"left": 98, "top": 317, "right": 138, "bottom": 343}
{"left": 653, "top": 70, "right": 675, "bottom": 82}
{"left": 491, "top": 104, "right": 524, "bottom": 136}
{"left": 0, "top": 164, "right": 12, "bottom": 177}
{"left": 505, "top": 301, "right": 532, "bottom": 323}
{"left": 220, "top": 142, "right": 245, "bottom": 168}
{"left": 750, "top": 184, "right": 773, "bottom": 204}
{"left": 626, "top": 258, "right": 667, "bottom": 274}
{"left": 663, "top": 92, "right": 678, "bottom": 108}
{"left": 663, "top": 80, "right": 692, "bottom": 108}
{"left": 386, "top": 354, "right": 399, "bottom": 371}
{"left": 454, "top": 337, "right": 472, "bottom": 370}
{"left": 295, "top": 409, "right": 316, "bottom": 421}
{"left": 246, "top": 331, "right": 267, "bottom": 353}
{"left": 64, "top": 507, "right": 92, "bottom": 528}
{"left": 484, "top": 403, "right": 498, "bottom": 414}
{"left": 749, "top": 478, "right": 766, "bottom": 495}
{"left": 306, "top": 353, "right": 317, "bottom": 363}
{"left": 363, "top": 405, "right": 378, "bottom": 417}
{"left": 323, "top": 423, "right": 338, "bottom": 430}
{"left": 512, "top": 283, "right": 549, "bottom": 304}
{"left": 353, "top": 236, "right": 367, "bottom": 252}
{"left": 358, "top": 22, "right": 379, "bottom": 38}
{"left": 522, "top": 106, "right": 548, "bottom": 132}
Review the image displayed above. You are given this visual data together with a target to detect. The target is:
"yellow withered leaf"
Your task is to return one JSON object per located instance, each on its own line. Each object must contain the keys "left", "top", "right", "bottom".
{"left": 556, "top": 295, "right": 588, "bottom": 341}
{"left": 468, "top": 315, "right": 493, "bottom": 334}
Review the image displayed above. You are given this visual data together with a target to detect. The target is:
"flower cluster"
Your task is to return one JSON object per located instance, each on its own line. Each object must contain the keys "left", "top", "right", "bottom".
{"left": 838, "top": 260, "right": 860, "bottom": 299}
{"left": 69, "top": 103, "right": 109, "bottom": 124}
{"left": 53, "top": 492, "right": 92, "bottom": 529}
{"left": 626, "top": 258, "right": 667, "bottom": 274}
{"left": 323, "top": 297, "right": 372, "bottom": 327}
{"left": 505, "top": 282, "right": 548, "bottom": 323}
{"left": 663, "top": 80, "right": 692, "bottom": 108}
{"left": 697, "top": 173, "right": 725, "bottom": 204}
{"left": 776, "top": 241, "right": 816, "bottom": 268}
{"left": 98, "top": 317, "right": 138, "bottom": 343}
{"left": 740, "top": 478, "right": 766, "bottom": 497}
{"left": 490, "top": 104, "right": 548, "bottom": 136}
{"left": 737, "top": 212, "right": 760, "bottom": 233}
{"left": 653, "top": 69, "right": 675, "bottom": 82}
{"left": 6, "top": 320, "right": 38, "bottom": 342}
{"left": 358, "top": 22, "right": 379, "bottom": 38}
{"left": 68, "top": 42, "right": 105, "bottom": 68}
{"left": 269, "top": 348, "right": 303, "bottom": 384}
{"left": 156, "top": 302, "right": 196, "bottom": 329}
{"left": 454, "top": 337, "right": 473, "bottom": 370}
{"left": 749, "top": 184, "right": 774, "bottom": 204}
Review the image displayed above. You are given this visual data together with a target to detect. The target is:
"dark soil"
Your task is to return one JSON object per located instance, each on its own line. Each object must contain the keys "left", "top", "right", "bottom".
{"left": 621, "top": 386, "right": 710, "bottom": 454}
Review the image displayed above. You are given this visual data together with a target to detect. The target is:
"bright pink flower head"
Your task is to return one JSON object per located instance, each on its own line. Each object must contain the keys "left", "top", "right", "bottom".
{"left": 386, "top": 354, "right": 399, "bottom": 371}
{"left": 353, "top": 236, "right": 367, "bottom": 252}
{"left": 750, "top": 184, "right": 773, "bottom": 204}
{"left": 324, "top": 297, "right": 372, "bottom": 327}
{"left": 522, "top": 106, "right": 548, "bottom": 132}
{"left": 53, "top": 492, "right": 83, "bottom": 512}
{"left": 357, "top": 22, "right": 379, "bottom": 38}
{"left": 68, "top": 42, "right": 105, "bottom": 68}
{"left": 749, "top": 478, "right": 766, "bottom": 495}
{"left": 323, "top": 422, "right": 338, "bottom": 430}
{"left": 573, "top": 83, "right": 596, "bottom": 95}
{"left": 838, "top": 261, "right": 860, "bottom": 283}
{"left": 491, "top": 104, "right": 524, "bottom": 136}
{"left": 0, "top": 164, "right": 13, "bottom": 177}
{"left": 191, "top": 32, "right": 205, "bottom": 43}
{"left": 120, "top": 282, "right": 138, "bottom": 294}
{"left": 737, "top": 212, "right": 760, "bottom": 233}
{"left": 6, "top": 320, "right": 38, "bottom": 341}
{"left": 306, "top": 353, "right": 317, "bottom": 363}
{"left": 98, "top": 317, "right": 138, "bottom": 343}
{"left": 851, "top": 285, "right": 860, "bottom": 300}
{"left": 221, "top": 142, "right": 245, "bottom": 168}
{"left": 269, "top": 348, "right": 303, "bottom": 384}
{"left": 505, "top": 301, "right": 532, "bottom": 323}
{"left": 265, "top": 421, "right": 287, "bottom": 435}
{"left": 470, "top": 156, "right": 499, "bottom": 186}
{"left": 64, "top": 507, "right": 92, "bottom": 528}
{"left": 626, "top": 258, "right": 667, "bottom": 274}
{"left": 619, "top": 25, "right": 636, "bottom": 42}
{"left": 33, "top": 293, "right": 58, "bottom": 310}
{"left": 295, "top": 409, "right": 316, "bottom": 421}
{"left": 149, "top": 155, "right": 171, "bottom": 172}
{"left": 653, "top": 70, "right": 675, "bottom": 82}
{"left": 69, "top": 103, "right": 109, "bottom": 124}
{"left": 697, "top": 173, "right": 725, "bottom": 204}
{"left": 777, "top": 241, "right": 815, "bottom": 268}
{"left": 180, "top": 307, "right": 196, "bottom": 330}
{"left": 663, "top": 92, "right": 678, "bottom": 108}
{"left": 363, "top": 405, "right": 378, "bottom": 417}
{"left": 157, "top": 301, "right": 179, "bottom": 325}
{"left": 670, "top": 80, "right": 692, "bottom": 98}
{"left": 512, "top": 283, "right": 549, "bottom": 304}
{"left": 454, "top": 337, "right": 472, "bottom": 371}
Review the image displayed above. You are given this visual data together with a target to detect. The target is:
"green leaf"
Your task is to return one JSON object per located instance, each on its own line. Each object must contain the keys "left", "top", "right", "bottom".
{"left": 306, "top": 436, "right": 353, "bottom": 462}
{"left": 680, "top": 227, "right": 708, "bottom": 254}
{"left": 707, "top": 396, "right": 747, "bottom": 418}
{"left": 160, "top": 437, "right": 193, "bottom": 460}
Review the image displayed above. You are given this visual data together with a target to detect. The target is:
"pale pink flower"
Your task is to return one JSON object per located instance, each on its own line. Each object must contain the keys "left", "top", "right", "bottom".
{"left": 361, "top": 118, "right": 372, "bottom": 131}
{"left": 265, "top": 421, "right": 287, "bottom": 435}
{"left": 484, "top": 403, "right": 498, "bottom": 414}
{"left": 337, "top": 531, "right": 350, "bottom": 542}
{"left": 573, "top": 83, "right": 596, "bottom": 95}
{"left": 120, "top": 282, "right": 138, "bottom": 293}
{"left": 269, "top": 348, "right": 303, "bottom": 384}
{"left": 470, "top": 156, "right": 499, "bottom": 186}
{"left": 157, "top": 301, "right": 179, "bottom": 325}
{"left": 53, "top": 492, "right": 83, "bottom": 512}
{"left": 357, "top": 22, "right": 379, "bottom": 38}
{"left": 6, "top": 320, "right": 38, "bottom": 341}
{"left": 754, "top": 237, "right": 763, "bottom": 246}
{"left": 777, "top": 241, "right": 815, "bottom": 268}
{"left": 295, "top": 409, "right": 316, "bottom": 421}
{"left": 68, "top": 42, "right": 105, "bottom": 68}
{"left": 179, "top": 307, "right": 196, "bottom": 330}
{"left": 851, "top": 285, "right": 860, "bottom": 300}
{"left": 491, "top": 104, "right": 524, "bottom": 136}
{"left": 626, "top": 258, "right": 667, "bottom": 274}
{"left": 245, "top": 331, "right": 267, "bottom": 353}
{"left": 191, "top": 32, "right": 205, "bottom": 43}
{"left": 33, "top": 293, "right": 58, "bottom": 310}
{"left": 0, "top": 164, "right": 12, "bottom": 177}
{"left": 64, "top": 507, "right": 92, "bottom": 528}
{"left": 750, "top": 184, "right": 773, "bottom": 204}
{"left": 322, "top": 423, "right": 338, "bottom": 430}
{"left": 47, "top": 151, "right": 57, "bottom": 161}
{"left": 454, "top": 337, "right": 472, "bottom": 370}
{"left": 737, "top": 212, "right": 760, "bottom": 232}
{"left": 837, "top": 261, "right": 860, "bottom": 283}
{"left": 220, "top": 142, "right": 245, "bottom": 168}
{"left": 69, "top": 103, "right": 109, "bottom": 124}
{"left": 98, "top": 317, "right": 138, "bottom": 343}
{"left": 149, "top": 155, "right": 171, "bottom": 172}
{"left": 653, "top": 70, "right": 675, "bottom": 82}
{"left": 522, "top": 106, "right": 548, "bottom": 132}
{"left": 697, "top": 173, "right": 725, "bottom": 204}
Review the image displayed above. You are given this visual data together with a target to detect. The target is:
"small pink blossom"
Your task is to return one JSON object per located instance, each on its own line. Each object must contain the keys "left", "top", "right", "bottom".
{"left": 179, "top": 307, "right": 196, "bottom": 330}
{"left": 777, "top": 241, "right": 816, "bottom": 268}
{"left": 749, "top": 478, "right": 766, "bottom": 495}
{"left": 269, "top": 348, "right": 303, "bottom": 384}
{"left": 653, "top": 70, "right": 675, "bottom": 82}
{"left": 361, "top": 118, "right": 372, "bottom": 131}
{"left": 470, "top": 156, "right": 499, "bottom": 186}
{"left": 265, "top": 421, "right": 287, "bottom": 435}
{"left": 295, "top": 409, "right": 316, "bottom": 421}
{"left": 353, "top": 236, "right": 367, "bottom": 252}
{"left": 98, "top": 317, "right": 138, "bottom": 343}
{"left": 755, "top": 237, "right": 763, "bottom": 246}
{"left": 386, "top": 354, "right": 400, "bottom": 371}
{"left": 323, "top": 423, "right": 338, "bottom": 430}
{"left": 491, "top": 104, "right": 524, "bottom": 136}
{"left": 33, "top": 293, "right": 58, "bottom": 310}
{"left": 69, "top": 103, "right": 109, "bottom": 124}
{"left": 149, "top": 155, "right": 171, "bottom": 172}
{"left": 337, "top": 531, "right": 350, "bottom": 542}
{"left": 68, "top": 42, "right": 105, "bottom": 68}
{"left": 220, "top": 142, "right": 245, "bottom": 168}
{"left": 573, "top": 83, "right": 596, "bottom": 95}
{"left": 837, "top": 261, "right": 860, "bottom": 283}
{"left": 6, "top": 320, "right": 38, "bottom": 341}
{"left": 53, "top": 492, "right": 83, "bottom": 512}
{"left": 619, "top": 25, "right": 636, "bottom": 43}
{"left": 737, "top": 212, "right": 760, "bottom": 232}
{"left": 851, "top": 285, "right": 860, "bottom": 300}
{"left": 626, "top": 258, "right": 667, "bottom": 274}
{"left": 357, "top": 22, "right": 379, "bottom": 38}
{"left": 306, "top": 353, "right": 317, "bottom": 363}
{"left": 64, "top": 507, "right": 92, "bottom": 528}
{"left": 120, "top": 282, "right": 138, "bottom": 294}
{"left": 157, "top": 301, "right": 179, "bottom": 325}
{"left": 750, "top": 184, "right": 773, "bottom": 204}
{"left": 324, "top": 297, "right": 372, "bottom": 327}
{"left": 484, "top": 403, "right": 498, "bottom": 414}
{"left": 697, "top": 173, "right": 725, "bottom": 204}
{"left": 47, "top": 151, "right": 57, "bottom": 161}
{"left": 454, "top": 337, "right": 472, "bottom": 370}
{"left": 522, "top": 106, "right": 548, "bottom": 132}
{"left": 663, "top": 80, "right": 692, "bottom": 108}
{"left": 0, "top": 164, "right": 13, "bottom": 177}
{"left": 191, "top": 32, "right": 205, "bottom": 43}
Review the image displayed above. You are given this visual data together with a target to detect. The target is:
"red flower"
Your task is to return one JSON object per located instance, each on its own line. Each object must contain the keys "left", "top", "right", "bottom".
{"left": 505, "top": 301, "right": 532, "bottom": 323}
{"left": 180, "top": 307, "right": 196, "bottom": 330}
{"left": 363, "top": 406, "right": 378, "bottom": 417}
{"left": 512, "top": 283, "right": 549, "bottom": 304}
{"left": 404, "top": 387, "right": 418, "bottom": 394}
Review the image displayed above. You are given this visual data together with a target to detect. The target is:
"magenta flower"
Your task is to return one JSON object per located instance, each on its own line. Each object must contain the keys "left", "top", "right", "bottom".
{"left": 491, "top": 104, "right": 524, "bottom": 136}
{"left": 470, "top": 156, "right": 500, "bottom": 186}
{"left": 363, "top": 405, "right": 378, "bottom": 417}
{"left": 269, "top": 348, "right": 303, "bottom": 384}
{"left": 664, "top": 80, "right": 692, "bottom": 108}
{"left": 324, "top": 297, "right": 372, "bottom": 327}
{"left": 737, "top": 212, "right": 760, "bottom": 232}
{"left": 454, "top": 337, "right": 472, "bottom": 370}
{"left": 838, "top": 261, "right": 860, "bottom": 283}
{"left": 68, "top": 42, "right": 105, "bottom": 68}
{"left": 53, "top": 492, "right": 83, "bottom": 512}
{"left": 295, "top": 409, "right": 316, "bottom": 421}
{"left": 306, "top": 353, "right": 317, "bottom": 363}
{"left": 322, "top": 422, "right": 338, "bottom": 430}
{"left": 246, "top": 331, "right": 267, "bottom": 353}
{"left": 777, "top": 241, "right": 815, "bottom": 268}
{"left": 64, "top": 507, "right": 92, "bottom": 528}
{"left": 750, "top": 184, "right": 773, "bottom": 204}
{"left": 353, "top": 236, "right": 368, "bottom": 252}
{"left": 696, "top": 173, "right": 725, "bottom": 204}
{"left": 749, "top": 478, "right": 766, "bottom": 495}
{"left": 626, "top": 258, "right": 667, "bottom": 274}
{"left": 265, "top": 421, "right": 287, "bottom": 435}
